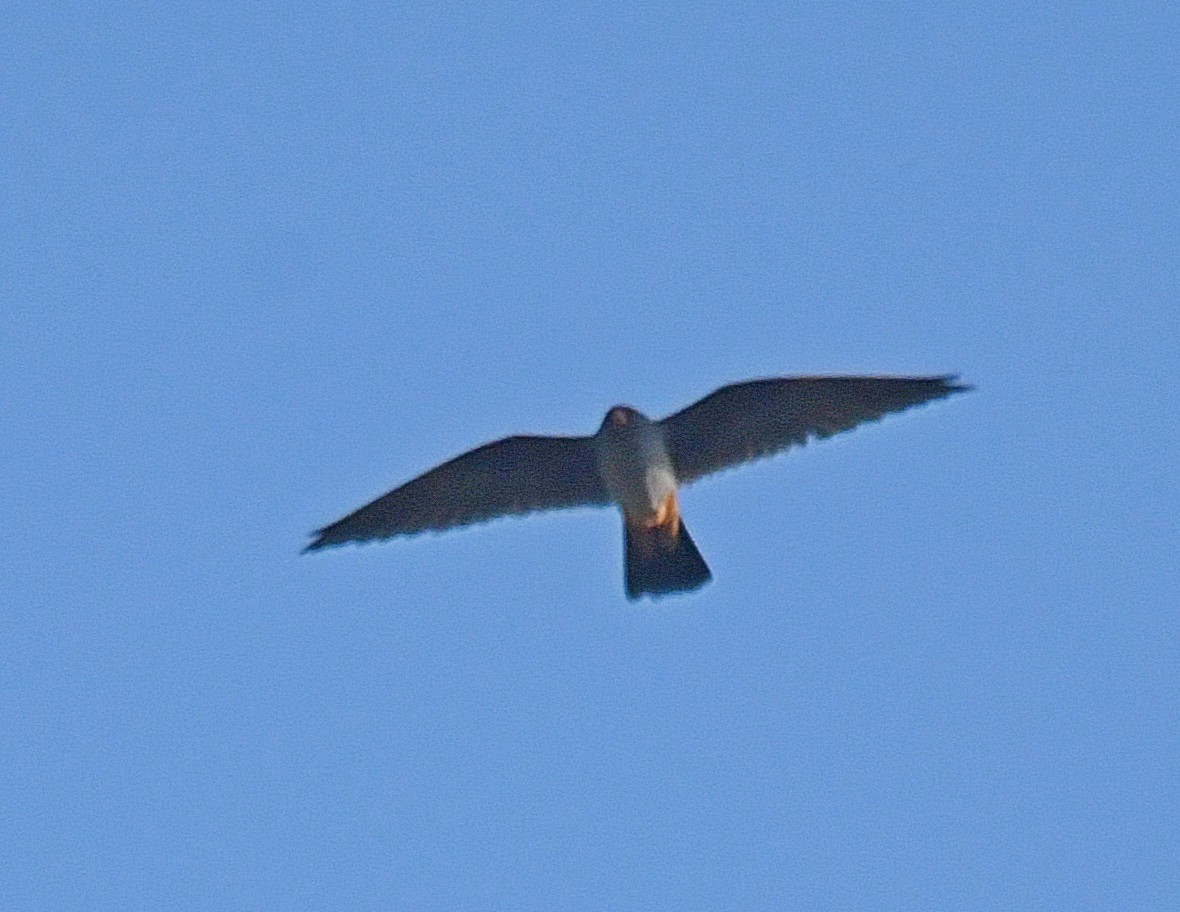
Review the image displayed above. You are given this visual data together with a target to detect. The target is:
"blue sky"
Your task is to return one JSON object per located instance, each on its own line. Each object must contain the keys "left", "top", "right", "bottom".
{"left": 3, "top": 3, "right": 1177, "bottom": 909}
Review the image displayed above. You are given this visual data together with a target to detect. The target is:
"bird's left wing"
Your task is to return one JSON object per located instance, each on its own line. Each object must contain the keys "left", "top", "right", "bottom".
{"left": 660, "top": 375, "right": 971, "bottom": 485}
{"left": 306, "top": 434, "right": 609, "bottom": 550}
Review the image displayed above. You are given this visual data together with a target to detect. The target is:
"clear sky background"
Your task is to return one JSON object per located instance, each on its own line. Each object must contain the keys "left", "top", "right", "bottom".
{"left": 3, "top": 3, "right": 1177, "bottom": 910}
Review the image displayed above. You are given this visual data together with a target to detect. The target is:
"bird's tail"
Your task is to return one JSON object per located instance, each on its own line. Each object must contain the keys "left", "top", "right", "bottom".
{"left": 623, "top": 496, "right": 712, "bottom": 600}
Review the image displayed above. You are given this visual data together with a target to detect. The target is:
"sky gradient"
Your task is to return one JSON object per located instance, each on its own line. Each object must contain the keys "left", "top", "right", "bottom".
{"left": 3, "top": 3, "right": 1178, "bottom": 910}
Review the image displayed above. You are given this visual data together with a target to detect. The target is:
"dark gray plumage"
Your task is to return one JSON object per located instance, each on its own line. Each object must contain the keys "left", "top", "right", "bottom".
{"left": 306, "top": 374, "right": 970, "bottom": 596}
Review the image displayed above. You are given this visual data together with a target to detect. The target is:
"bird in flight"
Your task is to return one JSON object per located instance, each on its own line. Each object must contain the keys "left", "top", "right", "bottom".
{"left": 306, "top": 375, "right": 970, "bottom": 599}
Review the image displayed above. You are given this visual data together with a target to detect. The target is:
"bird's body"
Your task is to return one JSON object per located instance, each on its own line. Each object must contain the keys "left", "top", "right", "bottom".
{"left": 592, "top": 406, "right": 711, "bottom": 597}
{"left": 306, "top": 374, "right": 970, "bottom": 599}
{"left": 593, "top": 406, "right": 676, "bottom": 521}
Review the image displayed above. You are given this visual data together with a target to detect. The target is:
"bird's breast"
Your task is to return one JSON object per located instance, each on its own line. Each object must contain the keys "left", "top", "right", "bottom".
{"left": 593, "top": 419, "right": 677, "bottom": 519}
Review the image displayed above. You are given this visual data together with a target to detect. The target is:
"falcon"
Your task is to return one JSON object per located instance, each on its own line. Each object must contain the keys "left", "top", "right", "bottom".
{"left": 306, "top": 375, "right": 970, "bottom": 599}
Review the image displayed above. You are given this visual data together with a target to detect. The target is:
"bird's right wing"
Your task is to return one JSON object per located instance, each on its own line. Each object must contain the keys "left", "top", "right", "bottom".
{"left": 306, "top": 434, "right": 609, "bottom": 550}
{"left": 660, "top": 375, "right": 971, "bottom": 484}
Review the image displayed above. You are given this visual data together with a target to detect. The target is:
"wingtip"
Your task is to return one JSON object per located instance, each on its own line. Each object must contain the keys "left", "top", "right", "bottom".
{"left": 302, "top": 529, "right": 329, "bottom": 554}
{"left": 936, "top": 374, "right": 975, "bottom": 394}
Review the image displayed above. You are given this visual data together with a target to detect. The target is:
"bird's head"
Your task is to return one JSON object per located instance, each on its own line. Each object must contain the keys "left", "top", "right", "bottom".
{"left": 600, "top": 405, "right": 644, "bottom": 432}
